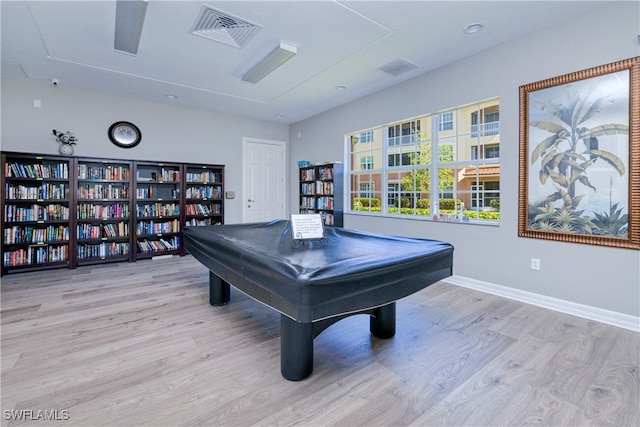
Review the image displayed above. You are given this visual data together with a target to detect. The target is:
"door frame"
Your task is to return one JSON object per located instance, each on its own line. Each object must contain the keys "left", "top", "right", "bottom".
{"left": 242, "top": 137, "right": 288, "bottom": 223}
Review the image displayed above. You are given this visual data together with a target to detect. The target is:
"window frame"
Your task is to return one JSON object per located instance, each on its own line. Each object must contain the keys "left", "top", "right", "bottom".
{"left": 346, "top": 99, "right": 500, "bottom": 225}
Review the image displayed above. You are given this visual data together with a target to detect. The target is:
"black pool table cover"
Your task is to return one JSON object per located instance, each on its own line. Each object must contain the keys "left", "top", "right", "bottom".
{"left": 183, "top": 220, "right": 454, "bottom": 323}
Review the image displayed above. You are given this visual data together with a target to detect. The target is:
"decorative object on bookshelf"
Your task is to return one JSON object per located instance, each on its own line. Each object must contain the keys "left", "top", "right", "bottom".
{"left": 52, "top": 129, "right": 77, "bottom": 156}
{"left": 108, "top": 121, "right": 141, "bottom": 148}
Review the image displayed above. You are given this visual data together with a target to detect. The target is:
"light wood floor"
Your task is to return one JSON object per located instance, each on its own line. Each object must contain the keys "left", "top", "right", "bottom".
{"left": 1, "top": 256, "right": 638, "bottom": 426}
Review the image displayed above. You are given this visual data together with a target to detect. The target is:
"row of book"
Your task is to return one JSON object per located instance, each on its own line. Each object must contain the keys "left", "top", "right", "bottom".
{"left": 5, "top": 162, "right": 69, "bottom": 180}
{"left": 300, "top": 183, "right": 315, "bottom": 195}
{"left": 137, "top": 237, "right": 180, "bottom": 253}
{"left": 136, "top": 219, "right": 180, "bottom": 235}
{"left": 77, "top": 203, "right": 129, "bottom": 220}
{"left": 77, "top": 242, "right": 129, "bottom": 259}
{"left": 300, "top": 196, "right": 315, "bottom": 209}
{"left": 316, "top": 181, "right": 334, "bottom": 195}
{"left": 301, "top": 181, "right": 334, "bottom": 196}
{"left": 5, "top": 183, "right": 69, "bottom": 200}
{"left": 3, "top": 245, "right": 68, "bottom": 267}
{"left": 185, "top": 203, "right": 222, "bottom": 216}
{"left": 77, "top": 164, "right": 130, "bottom": 181}
{"left": 185, "top": 218, "right": 215, "bottom": 226}
{"left": 136, "top": 169, "right": 180, "bottom": 182}
{"left": 316, "top": 196, "right": 335, "bottom": 210}
{"left": 135, "top": 186, "right": 180, "bottom": 199}
{"left": 136, "top": 203, "right": 180, "bottom": 217}
{"left": 4, "top": 225, "right": 70, "bottom": 245}
{"left": 184, "top": 186, "right": 222, "bottom": 199}
{"left": 317, "top": 166, "right": 334, "bottom": 180}
{"left": 77, "top": 222, "right": 129, "bottom": 239}
{"left": 4, "top": 204, "right": 69, "bottom": 222}
{"left": 300, "top": 169, "right": 315, "bottom": 181}
{"left": 185, "top": 171, "right": 221, "bottom": 184}
{"left": 321, "top": 212, "right": 336, "bottom": 226}
{"left": 77, "top": 184, "right": 129, "bottom": 200}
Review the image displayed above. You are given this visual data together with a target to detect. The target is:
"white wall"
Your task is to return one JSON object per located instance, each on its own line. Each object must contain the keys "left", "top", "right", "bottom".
{"left": 289, "top": 2, "right": 640, "bottom": 320}
{"left": 1, "top": 78, "right": 289, "bottom": 223}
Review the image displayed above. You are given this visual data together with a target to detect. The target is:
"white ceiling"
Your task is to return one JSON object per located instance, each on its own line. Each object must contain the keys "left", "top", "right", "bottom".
{"left": 1, "top": 1, "right": 615, "bottom": 124}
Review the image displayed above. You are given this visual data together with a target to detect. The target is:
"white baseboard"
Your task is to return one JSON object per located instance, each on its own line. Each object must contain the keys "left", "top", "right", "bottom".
{"left": 444, "top": 275, "right": 640, "bottom": 333}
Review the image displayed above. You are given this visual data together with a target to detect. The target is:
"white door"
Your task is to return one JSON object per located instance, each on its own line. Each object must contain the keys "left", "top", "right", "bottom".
{"left": 243, "top": 138, "right": 286, "bottom": 222}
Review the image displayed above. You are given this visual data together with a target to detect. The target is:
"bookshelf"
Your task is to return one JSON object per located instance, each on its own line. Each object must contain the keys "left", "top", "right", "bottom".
{"left": 134, "top": 161, "right": 182, "bottom": 259}
{"left": 299, "top": 162, "right": 343, "bottom": 227}
{"left": 75, "top": 158, "right": 133, "bottom": 265}
{"left": 1, "top": 152, "right": 72, "bottom": 274}
{"left": 1, "top": 151, "right": 225, "bottom": 275}
{"left": 183, "top": 163, "right": 224, "bottom": 227}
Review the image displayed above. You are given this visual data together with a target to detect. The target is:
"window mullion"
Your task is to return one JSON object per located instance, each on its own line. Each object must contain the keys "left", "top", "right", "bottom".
{"left": 430, "top": 115, "right": 439, "bottom": 216}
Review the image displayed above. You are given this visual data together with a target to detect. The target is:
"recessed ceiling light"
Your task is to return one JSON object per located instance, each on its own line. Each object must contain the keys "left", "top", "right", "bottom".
{"left": 274, "top": 114, "right": 284, "bottom": 119}
{"left": 335, "top": 85, "right": 347, "bottom": 91}
{"left": 464, "top": 23, "right": 484, "bottom": 34}
{"left": 165, "top": 94, "right": 178, "bottom": 99}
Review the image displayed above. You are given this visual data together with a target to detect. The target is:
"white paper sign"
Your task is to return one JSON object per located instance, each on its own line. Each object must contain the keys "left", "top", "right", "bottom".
{"left": 291, "top": 214, "right": 325, "bottom": 240}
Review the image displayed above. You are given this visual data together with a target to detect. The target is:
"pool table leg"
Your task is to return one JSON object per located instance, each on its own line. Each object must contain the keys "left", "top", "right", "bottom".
{"left": 370, "top": 302, "right": 396, "bottom": 338}
{"left": 209, "top": 272, "right": 230, "bottom": 306}
{"left": 280, "top": 315, "right": 314, "bottom": 381}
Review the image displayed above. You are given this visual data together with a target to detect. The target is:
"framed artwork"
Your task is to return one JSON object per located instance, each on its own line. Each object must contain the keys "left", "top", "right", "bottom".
{"left": 518, "top": 57, "right": 639, "bottom": 249}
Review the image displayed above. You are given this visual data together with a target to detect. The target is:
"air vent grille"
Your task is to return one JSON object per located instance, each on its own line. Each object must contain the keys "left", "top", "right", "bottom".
{"left": 378, "top": 58, "right": 419, "bottom": 77}
{"left": 190, "top": 5, "right": 261, "bottom": 48}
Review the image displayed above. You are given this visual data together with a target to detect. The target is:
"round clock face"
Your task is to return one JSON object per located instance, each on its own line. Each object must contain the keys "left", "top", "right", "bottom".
{"left": 108, "top": 121, "right": 141, "bottom": 148}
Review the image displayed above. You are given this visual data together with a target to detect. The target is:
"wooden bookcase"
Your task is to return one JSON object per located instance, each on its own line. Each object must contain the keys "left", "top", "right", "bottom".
{"left": 1, "top": 151, "right": 225, "bottom": 275}
{"left": 75, "top": 157, "right": 133, "bottom": 266}
{"left": 1, "top": 152, "right": 73, "bottom": 274}
{"left": 183, "top": 163, "right": 224, "bottom": 227}
{"left": 299, "top": 162, "right": 343, "bottom": 227}
{"left": 134, "top": 161, "right": 183, "bottom": 259}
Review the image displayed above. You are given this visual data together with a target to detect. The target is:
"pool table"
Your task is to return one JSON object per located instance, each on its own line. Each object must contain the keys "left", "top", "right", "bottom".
{"left": 183, "top": 219, "right": 453, "bottom": 380}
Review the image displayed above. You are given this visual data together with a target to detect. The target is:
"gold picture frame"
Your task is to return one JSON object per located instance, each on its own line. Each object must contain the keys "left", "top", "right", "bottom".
{"left": 518, "top": 57, "right": 640, "bottom": 249}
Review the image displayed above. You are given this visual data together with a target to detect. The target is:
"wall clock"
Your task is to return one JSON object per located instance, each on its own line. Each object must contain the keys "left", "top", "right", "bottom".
{"left": 108, "top": 121, "right": 141, "bottom": 148}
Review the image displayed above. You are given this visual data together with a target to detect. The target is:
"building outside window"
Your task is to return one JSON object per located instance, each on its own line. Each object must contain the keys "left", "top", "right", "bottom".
{"left": 388, "top": 120, "right": 420, "bottom": 147}
{"left": 471, "top": 105, "right": 500, "bottom": 137}
{"left": 438, "top": 112, "right": 453, "bottom": 132}
{"left": 359, "top": 130, "right": 374, "bottom": 143}
{"left": 347, "top": 99, "right": 500, "bottom": 223}
{"left": 360, "top": 155, "right": 374, "bottom": 170}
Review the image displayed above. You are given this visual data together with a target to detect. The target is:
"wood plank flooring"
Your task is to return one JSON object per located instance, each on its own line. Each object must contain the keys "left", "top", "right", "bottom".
{"left": 1, "top": 256, "right": 638, "bottom": 426}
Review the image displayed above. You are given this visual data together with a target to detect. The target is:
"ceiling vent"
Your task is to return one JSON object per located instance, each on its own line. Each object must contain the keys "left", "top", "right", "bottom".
{"left": 190, "top": 5, "right": 261, "bottom": 48}
{"left": 378, "top": 58, "right": 419, "bottom": 77}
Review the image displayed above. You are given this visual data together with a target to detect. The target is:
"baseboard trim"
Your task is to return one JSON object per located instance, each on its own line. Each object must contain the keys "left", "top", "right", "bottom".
{"left": 444, "top": 275, "right": 640, "bottom": 332}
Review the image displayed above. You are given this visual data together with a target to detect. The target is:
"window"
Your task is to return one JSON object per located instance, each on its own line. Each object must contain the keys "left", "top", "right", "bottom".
{"left": 471, "top": 144, "right": 500, "bottom": 160}
{"left": 471, "top": 105, "right": 500, "bottom": 137}
{"left": 471, "top": 181, "right": 500, "bottom": 209}
{"left": 347, "top": 99, "right": 500, "bottom": 224}
{"left": 387, "top": 183, "right": 399, "bottom": 207}
{"left": 360, "top": 156, "right": 374, "bottom": 170}
{"left": 359, "top": 131, "right": 373, "bottom": 143}
{"left": 388, "top": 120, "right": 420, "bottom": 146}
{"left": 359, "top": 182, "right": 374, "bottom": 198}
{"left": 438, "top": 112, "right": 453, "bottom": 132}
{"left": 388, "top": 152, "right": 415, "bottom": 167}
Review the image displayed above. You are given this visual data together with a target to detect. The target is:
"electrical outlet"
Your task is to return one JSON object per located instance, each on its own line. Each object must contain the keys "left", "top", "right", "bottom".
{"left": 531, "top": 258, "right": 540, "bottom": 271}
